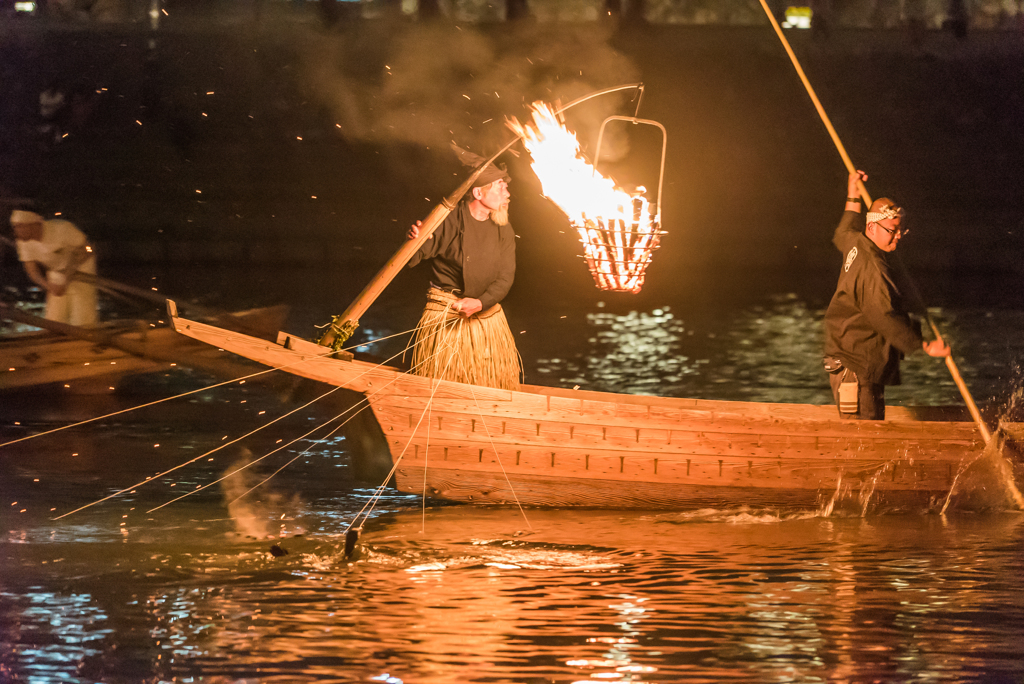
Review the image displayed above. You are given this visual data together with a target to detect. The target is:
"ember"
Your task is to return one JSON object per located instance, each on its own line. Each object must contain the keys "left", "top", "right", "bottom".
{"left": 509, "top": 102, "right": 664, "bottom": 294}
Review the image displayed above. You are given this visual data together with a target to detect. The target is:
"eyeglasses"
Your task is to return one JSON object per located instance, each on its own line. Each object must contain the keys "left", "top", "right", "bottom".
{"left": 875, "top": 223, "right": 909, "bottom": 238}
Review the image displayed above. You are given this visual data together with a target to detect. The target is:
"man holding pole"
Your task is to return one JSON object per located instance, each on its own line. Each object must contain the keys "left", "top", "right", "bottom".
{"left": 823, "top": 170, "right": 950, "bottom": 420}
{"left": 405, "top": 145, "right": 520, "bottom": 391}
{"left": 10, "top": 209, "right": 99, "bottom": 327}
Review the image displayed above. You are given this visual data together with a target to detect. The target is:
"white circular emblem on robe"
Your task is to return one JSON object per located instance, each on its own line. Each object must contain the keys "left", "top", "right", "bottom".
{"left": 844, "top": 246, "right": 858, "bottom": 273}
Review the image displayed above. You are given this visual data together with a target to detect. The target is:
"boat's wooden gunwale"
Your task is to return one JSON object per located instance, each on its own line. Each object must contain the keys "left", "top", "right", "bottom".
{"left": 171, "top": 315, "right": 977, "bottom": 431}
{"left": 170, "top": 314, "right": 991, "bottom": 445}
{"left": 169, "top": 317, "right": 966, "bottom": 413}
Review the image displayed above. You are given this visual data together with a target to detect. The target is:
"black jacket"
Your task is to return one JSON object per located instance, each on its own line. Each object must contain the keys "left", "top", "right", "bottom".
{"left": 823, "top": 211, "right": 923, "bottom": 385}
{"left": 409, "top": 202, "right": 516, "bottom": 311}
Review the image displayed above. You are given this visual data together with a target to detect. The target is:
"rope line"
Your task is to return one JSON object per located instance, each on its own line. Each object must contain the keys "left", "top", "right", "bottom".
{"left": 349, "top": 349, "right": 458, "bottom": 533}
{"left": 1, "top": 324, "right": 421, "bottom": 449}
{"left": 227, "top": 406, "right": 375, "bottom": 507}
{"left": 344, "top": 303, "right": 462, "bottom": 534}
{"left": 422, "top": 379, "right": 433, "bottom": 533}
{"left": 49, "top": 301, "right": 522, "bottom": 529}
{"left": 52, "top": 382, "right": 348, "bottom": 520}
{"left": 225, "top": 318, "right": 469, "bottom": 512}
{"left": 53, "top": 332, "right": 437, "bottom": 520}
{"left": 459, "top": 354, "right": 532, "bottom": 530}
{"left": 148, "top": 401, "right": 375, "bottom": 513}
{"left": 140, "top": 315, "right": 462, "bottom": 519}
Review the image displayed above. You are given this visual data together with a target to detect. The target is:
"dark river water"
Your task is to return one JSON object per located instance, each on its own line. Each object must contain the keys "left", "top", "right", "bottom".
{"left": 3, "top": 264, "right": 1024, "bottom": 683}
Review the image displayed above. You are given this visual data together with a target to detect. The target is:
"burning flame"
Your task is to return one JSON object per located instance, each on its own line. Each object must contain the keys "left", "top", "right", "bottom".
{"left": 508, "top": 102, "right": 662, "bottom": 294}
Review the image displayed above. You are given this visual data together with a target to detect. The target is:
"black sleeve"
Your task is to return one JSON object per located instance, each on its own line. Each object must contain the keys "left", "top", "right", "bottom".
{"left": 858, "top": 265, "right": 924, "bottom": 355}
{"left": 477, "top": 224, "right": 516, "bottom": 311}
{"left": 408, "top": 211, "right": 456, "bottom": 269}
{"left": 832, "top": 210, "right": 864, "bottom": 253}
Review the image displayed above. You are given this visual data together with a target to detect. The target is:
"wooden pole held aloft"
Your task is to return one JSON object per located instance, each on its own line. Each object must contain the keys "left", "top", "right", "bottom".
{"left": 755, "top": 0, "right": 991, "bottom": 442}
{"left": 315, "top": 168, "right": 486, "bottom": 349}
{"left": 316, "top": 82, "right": 646, "bottom": 350}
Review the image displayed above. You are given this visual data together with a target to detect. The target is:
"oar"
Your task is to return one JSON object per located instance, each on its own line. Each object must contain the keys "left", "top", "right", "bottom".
{"left": 755, "top": 0, "right": 992, "bottom": 443}
{"left": 316, "top": 82, "right": 647, "bottom": 349}
{"left": 0, "top": 301, "right": 115, "bottom": 345}
{"left": 1, "top": 235, "right": 277, "bottom": 339}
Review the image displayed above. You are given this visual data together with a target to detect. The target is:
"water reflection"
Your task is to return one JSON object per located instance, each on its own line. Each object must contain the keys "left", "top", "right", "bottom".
{"left": 535, "top": 295, "right": 834, "bottom": 403}
{"left": 533, "top": 295, "right": 1024, "bottom": 409}
{"left": 569, "top": 595, "right": 658, "bottom": 684}
{"left": 4, "top": 505, "right": 1024, "bottom": 683}
{"left": 2, "top": 590, "right": 109, "bottom": 680}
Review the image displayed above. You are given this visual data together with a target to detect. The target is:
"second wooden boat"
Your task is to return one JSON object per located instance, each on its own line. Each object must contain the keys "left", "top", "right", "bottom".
{"left": 1, "top": 303, "right": 289, "bottom": 390}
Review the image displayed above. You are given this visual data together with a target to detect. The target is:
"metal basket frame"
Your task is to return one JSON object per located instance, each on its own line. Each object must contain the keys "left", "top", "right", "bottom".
{"left": 593, "top": 115, "right": 668, "bottom": 222}
{"left": 574, "top": 114, "right": 667, "bottom": 293}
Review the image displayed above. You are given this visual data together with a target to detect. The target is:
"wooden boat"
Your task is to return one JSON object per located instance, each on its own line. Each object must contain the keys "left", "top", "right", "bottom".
{"left": 168, "top": 302, "right": 1024, "bottom": 511}
{"left": 0, "top": 303, "right": 289, "bottom": 391}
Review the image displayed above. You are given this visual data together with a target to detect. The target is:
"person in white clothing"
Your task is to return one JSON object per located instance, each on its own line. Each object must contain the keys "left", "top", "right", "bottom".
{"left": 10, "top": 209, "right": 99, "bottom": 326}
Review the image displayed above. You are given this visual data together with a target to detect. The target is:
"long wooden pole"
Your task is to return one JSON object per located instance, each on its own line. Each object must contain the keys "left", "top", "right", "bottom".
{"left": 755, "top": 0, "right": 991, "bottom": 443}
{"left": 315, "top": 166, "right": 488, "bottom": 349}
{"left": 1, "top": 235, "right": 283, "bottom": 339}
{"left": 317, "top": 83, "right": 646, "bottom": 349}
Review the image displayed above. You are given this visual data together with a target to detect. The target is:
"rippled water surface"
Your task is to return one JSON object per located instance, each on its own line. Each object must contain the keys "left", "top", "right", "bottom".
{"left": 4, "top": 496, "right": 1024, "bottom": 683}
{"left": 3, "top": 270, "right": 1024, "bottom": 683}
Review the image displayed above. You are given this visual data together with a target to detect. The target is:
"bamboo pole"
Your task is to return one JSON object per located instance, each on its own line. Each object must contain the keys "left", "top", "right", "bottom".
{"left": 2, "top": 235, "right": 282, "bottom": 339}
{"left": 755, "top": 0, "right": 991, "bottom": 443}
{"left": 316, "top": 82, "right": 645, "bottom": 349}
{"left": 315, "top": 167, "right": 487, "bottom": 349}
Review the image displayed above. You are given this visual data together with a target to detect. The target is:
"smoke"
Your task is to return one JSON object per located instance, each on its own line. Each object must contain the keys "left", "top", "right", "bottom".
{"left": 220, "top": 448, "right": 304, "bottom": 539}
{"left": 296, "top": 20, "right": 640, "bottom": 161}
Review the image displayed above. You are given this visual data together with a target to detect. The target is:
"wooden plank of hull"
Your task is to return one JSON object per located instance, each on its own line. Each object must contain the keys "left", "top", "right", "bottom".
{"left": 393, "top": 466, "right": 949, "bottom": 509}
{"left": 375, "top": 379, "right": 973, "bottom": 424}
{"left": 381, "top": 439, "right": 966, "bottom": 492}
{"left": 383, "top": 431, "right": 959, "bottom": 492}
{"left": 373, "top": 386, "right": 982, "bottom": 441}
{"left": 373, "top": 394, "right": 983, "bottom": 444}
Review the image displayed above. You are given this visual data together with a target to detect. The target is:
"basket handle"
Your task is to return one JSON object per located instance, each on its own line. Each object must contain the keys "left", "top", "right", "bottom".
{"left": 593, "top": 116, "right": 668, "bottom": 219}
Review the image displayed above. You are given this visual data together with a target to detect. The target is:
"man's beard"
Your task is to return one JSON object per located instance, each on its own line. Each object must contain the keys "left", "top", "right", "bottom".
{"left": 490, "top": 204, "right": 509, "bottom": 226}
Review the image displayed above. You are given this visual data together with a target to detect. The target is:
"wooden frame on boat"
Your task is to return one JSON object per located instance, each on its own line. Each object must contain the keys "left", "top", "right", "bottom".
{"left": 168, "top": 301, "right": 1018, "bottom": 511}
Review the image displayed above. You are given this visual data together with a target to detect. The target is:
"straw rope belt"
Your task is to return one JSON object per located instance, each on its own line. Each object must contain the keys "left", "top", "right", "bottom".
{"left": 424, "top": 287, "right": 503, "bottom": 320}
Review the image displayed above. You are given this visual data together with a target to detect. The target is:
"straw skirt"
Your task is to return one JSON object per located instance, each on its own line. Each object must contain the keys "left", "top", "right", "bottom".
{"left": 409, "top": 288, "right": 522, "bottom": 391}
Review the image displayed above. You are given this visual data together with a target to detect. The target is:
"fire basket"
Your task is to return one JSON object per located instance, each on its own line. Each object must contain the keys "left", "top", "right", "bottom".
{"left": 576, "top": 199, "right": 660, "bottom": 294}
{"left": 510, "top": 102, "right": 667, "bottom": 295}
{"left": 583, "top": 115, "right": 667, "bottom": 294}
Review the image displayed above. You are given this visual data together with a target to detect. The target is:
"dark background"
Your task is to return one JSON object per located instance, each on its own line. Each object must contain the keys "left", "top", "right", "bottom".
{"left": 2, "top": 14, "right": 1022, "bottom": 327}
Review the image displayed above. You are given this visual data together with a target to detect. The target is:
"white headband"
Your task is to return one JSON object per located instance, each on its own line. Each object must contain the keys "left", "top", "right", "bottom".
{"left": 866, "top": 204, "right": 905, "bottom": 224}
{"left": 10, "top": 209, "right": 44, "bottom": 225}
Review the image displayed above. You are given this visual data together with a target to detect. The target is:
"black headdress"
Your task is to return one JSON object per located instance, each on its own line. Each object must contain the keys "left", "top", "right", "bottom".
{"left": 451, "top": 142, "right": 510, "bottom": 189}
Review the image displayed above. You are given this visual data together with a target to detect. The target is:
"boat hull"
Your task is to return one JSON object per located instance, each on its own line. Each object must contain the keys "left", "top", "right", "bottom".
{"left": 169, "top": 311, "right": 1017, "bottom": 510}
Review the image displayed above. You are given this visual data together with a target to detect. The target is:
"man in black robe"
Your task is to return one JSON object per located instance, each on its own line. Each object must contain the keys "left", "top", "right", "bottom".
{"left": 405, "top": 148, "right": 520, "bottom": 390}
{"left": 823, "top": 170, "right": 950, "bottom": 419}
